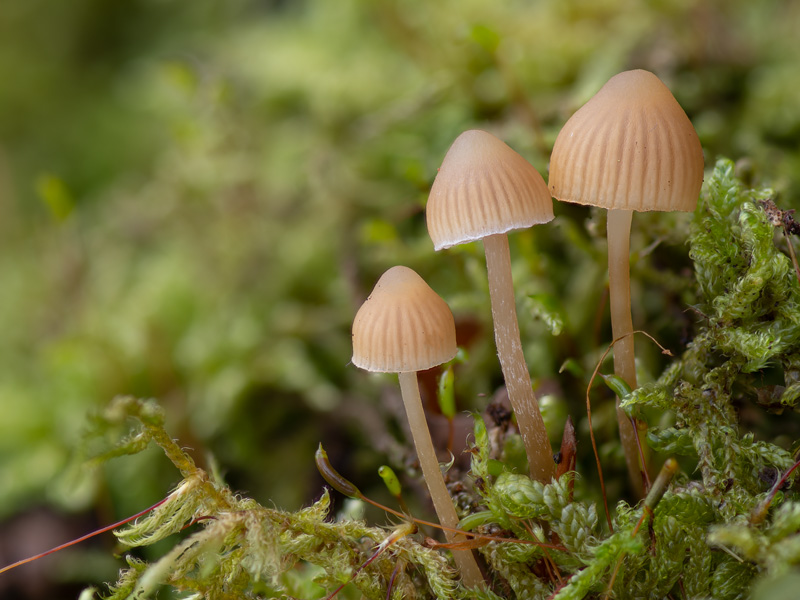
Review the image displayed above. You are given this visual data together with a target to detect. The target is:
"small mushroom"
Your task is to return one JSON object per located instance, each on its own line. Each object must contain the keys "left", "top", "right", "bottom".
{"left": 352, "top": 266, "right": 485, "bottom": 588}
{"left": 549, "top": 69, "right": 704, "bottom": 495}
{"left": 426, "top": 130, "right": 556, "bottom": 483}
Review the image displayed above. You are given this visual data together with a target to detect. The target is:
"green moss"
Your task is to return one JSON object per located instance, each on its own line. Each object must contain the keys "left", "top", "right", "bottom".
{"left": 73, "top": 160, "right": 800, "bottom": 599}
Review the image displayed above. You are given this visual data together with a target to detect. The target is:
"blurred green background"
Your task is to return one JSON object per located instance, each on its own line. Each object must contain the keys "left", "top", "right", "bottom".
{"left": 1, "top": 0, "right": 799, "bottom": 596}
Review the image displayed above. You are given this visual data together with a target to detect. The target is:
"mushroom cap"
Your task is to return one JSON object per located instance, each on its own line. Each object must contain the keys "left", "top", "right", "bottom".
{"left": 426, "top": 130, "right": 554, "bottom": 250}
{"left": 352, "top": 266, "right": 457, "bottom": 373}
{"left": 548, "top": 70, "right": 704, "bottom": 212}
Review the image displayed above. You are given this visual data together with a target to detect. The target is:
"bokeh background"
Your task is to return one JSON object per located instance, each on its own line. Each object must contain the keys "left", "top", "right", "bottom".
{"left": 1, "top": 0, "right": 799, "bottom": 597}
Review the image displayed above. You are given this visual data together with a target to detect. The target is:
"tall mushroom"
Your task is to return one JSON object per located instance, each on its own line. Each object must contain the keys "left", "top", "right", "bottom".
{"left": 426, "top": 129, "right": 556, "bottom": 483}
{"left": 352, "top": 266, "right": 485, "bottom": 588}
{"left": 548, "top": 69, "right": 704, "bottom": 495}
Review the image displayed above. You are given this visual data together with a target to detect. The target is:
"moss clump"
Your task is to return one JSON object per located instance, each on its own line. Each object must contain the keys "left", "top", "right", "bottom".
{"left": 76, "top": 159, "right": 800, "bottom": 599}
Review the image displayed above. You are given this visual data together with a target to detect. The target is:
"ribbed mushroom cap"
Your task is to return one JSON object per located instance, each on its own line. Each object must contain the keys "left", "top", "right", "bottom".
{"left": 427, "top": 130, "right": 554, "bottom": 250}
{"left": 549, "top": 70, "right": 704, "bottom": 212}
{"left": 352, "top": 266, "right": 457, "bottom": 373}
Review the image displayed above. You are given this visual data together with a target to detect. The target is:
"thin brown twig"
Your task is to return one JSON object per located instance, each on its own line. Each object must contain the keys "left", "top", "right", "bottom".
{"left": 0, "top": 496, "right": 170, "bottom": 575}
{"left": 586, "top": 330, "right": 673, "bottom": 532}
{"left": 522, "top": 520, "right": 563, "bottom": 585}
{"left": 782, "top": 223, "right": 800, "bottom": 286}
{"left": 604, "top": 458, "right": 678, "bottom": 597}
{"left": 750, "top": 455, "right": 800, "bottom": 524}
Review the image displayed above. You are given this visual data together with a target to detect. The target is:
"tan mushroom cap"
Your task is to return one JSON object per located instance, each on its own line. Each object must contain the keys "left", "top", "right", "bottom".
{"left": 427, "top": 130, "right": 554, "bottom": 250}
{"left": 549, "top": 70, "right": 704, "bottom": 212}
{"left": 352, "top": 266, "right": 457, "bottom": 373}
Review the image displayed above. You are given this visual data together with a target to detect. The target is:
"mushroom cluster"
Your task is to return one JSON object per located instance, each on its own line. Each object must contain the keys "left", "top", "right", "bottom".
{"left": 349, "top": 69, "right": 703, "bottom": 583}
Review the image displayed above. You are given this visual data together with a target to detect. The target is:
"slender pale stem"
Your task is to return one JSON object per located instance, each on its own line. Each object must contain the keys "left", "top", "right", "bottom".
{"left": 607, "top": 209, "right": 647, "bottom": 497}
{"left": 397, "top": 372, "right": 485, "bottom": 589}
{"left": 607, "top": 210, "right": 637, "bottom": 386}
{"left": 483, "top": 233, "right": 555, "bottom": 483}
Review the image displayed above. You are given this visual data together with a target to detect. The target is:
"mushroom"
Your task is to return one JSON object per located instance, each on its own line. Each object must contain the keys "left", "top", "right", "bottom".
{"left": 352, "top": 265, "right": 485, "bottom": 588}
{"left": 426, "top": 129, "right": 556, "bottom": 483}
{"left": 548, "top": 69, "right": 704, "bottom": 495}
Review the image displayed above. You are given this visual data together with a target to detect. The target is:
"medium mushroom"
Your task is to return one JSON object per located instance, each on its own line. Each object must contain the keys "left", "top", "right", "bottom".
{"left": 548, "top": 69, "right": 704, "bottom": 495}
{"left": 352, "top": 265, "right": 485, "bottom": 588}
{"left": 426, "top": 129, "right": 556, "bottom": 483}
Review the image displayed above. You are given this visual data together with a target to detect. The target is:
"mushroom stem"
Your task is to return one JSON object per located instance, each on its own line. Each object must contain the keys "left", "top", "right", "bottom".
{"left": 483, "top": 233, "right": 555, "bottom": 483}
{"left": 397, "top": 371, "right": 485, "bottom": 588}
{"left": 607, "top": 208, "right": 648, "bottom": 497}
